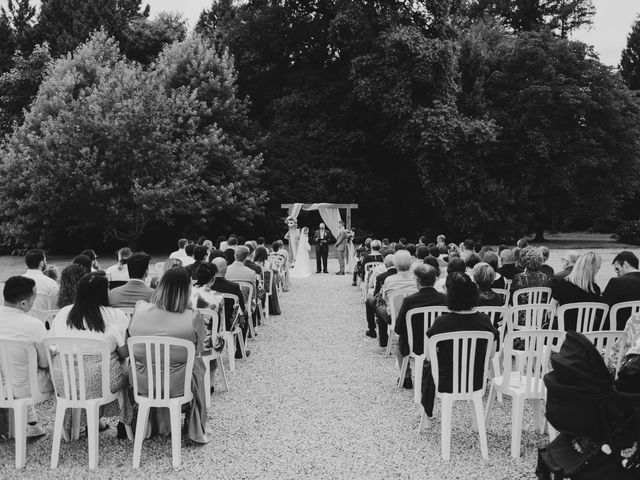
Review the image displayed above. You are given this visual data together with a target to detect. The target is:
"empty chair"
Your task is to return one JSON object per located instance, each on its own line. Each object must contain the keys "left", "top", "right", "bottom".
{"left": 556, "top": 302, "right": 609, "bottom": 333}
{"left": 509, "top": 304, "right": 556, "bottom": 332}
{"left": 422, "top": 331, "right": 496, "bottom": 460}
{"left": 0, "top": 339, "right": 54, "bottom": 469}
{"left": 198, "top": 308, "right": 229, "bottom": 407}
{"left": 44, "top": 337, "right": 133, "bottom": 469}
{"left": 128, "top": 336, "right": 196, "bottom": 469}
{"left": 485, "top": 330, "right": 566, "bottom": 458}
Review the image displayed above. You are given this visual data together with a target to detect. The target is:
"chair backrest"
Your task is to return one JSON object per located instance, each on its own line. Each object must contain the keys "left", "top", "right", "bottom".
{"left": 115, "top": 307, "right": 135, "bottom": 322}
{"left": 406, "top": 306, "right": 450, "bottom": 355}
{"left": 43, "top": 309, "right": 60, "bottom": 330}
{"left": 268, "top": 254, "right": 285, "bottom": 272}
{"left": 0, "top": 339, "right": 40, "bottom": 403}
{"left": 491, "top": 288, "right": 510, "bottom": 308}
{"left": 501, "top": 330, "right": 566, "bottom": 395}
{"left": 513, "top": 287, "right": 552, "bottom": 307}
{"left": 557, "top": 302, "right": 609, "bottom": 333}
{"left": 109, "top": 280, "right": 127, "bottom": 290}
{"left": 197, "top": 308, "right": 220, "bottom": 333}
{"left": 509, "top": 304, "right": 556, "bottom": 332}
{"left": 219, "top": 293, "right": 241, "bottom": 332}
{"left": 127, "top": 336, "right": 195, "bottom": 403}
{"left": 428, "top": 331, "right": 495, "bottom": 395}
{"left": 364, "top": 262, "right": 383, "bottom": 284}
{"left": 583, "top": 331, "right": 626, "bottom": 377}
{"left": 237, "top": 282, "right": 255, "bottom": 314}
{"left": 262, "top": 270, "right": 274, "bottom": 295}
{"left": 43, "top": 337, "right": 112, "bottom": 404}
{"left": 388, "top": 289, "right": 416, "bottom": 328}
{"left": 609, "top": 301, "right": 640, "bottom": 331}
{"left": 477, "top": 306, "right": 509, "bottom": 351}
{"left": 504, "top": 278, "right": 513, "bottom": 291}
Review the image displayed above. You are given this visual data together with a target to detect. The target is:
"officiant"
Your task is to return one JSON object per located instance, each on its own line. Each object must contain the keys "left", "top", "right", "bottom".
{"left": 313, "top": 223, "right": 333, "bottom": 273}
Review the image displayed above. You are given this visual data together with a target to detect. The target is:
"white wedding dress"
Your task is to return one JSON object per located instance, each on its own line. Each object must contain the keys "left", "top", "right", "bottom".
{"left": 290, "top": 232, "right": 311, "bottom": 278}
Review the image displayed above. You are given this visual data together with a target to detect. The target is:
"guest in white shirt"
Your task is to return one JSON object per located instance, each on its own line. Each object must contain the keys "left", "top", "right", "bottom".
{"left": 23, "top": 249, "right": 59, "bottom": 320}
{"left": 169, "top": 238, "right": 189, "bottom": 261}
{"left": 0, "top": 276, "right": 54, "bottom": 437}
{"left": 106, "top": 247, "right": 132, "bottom": 282}
{"left": 80, "top": 249, "right": 101, "bottom": 272}
{"left": 182, "top": 243, "right": 196, "bottom": 267}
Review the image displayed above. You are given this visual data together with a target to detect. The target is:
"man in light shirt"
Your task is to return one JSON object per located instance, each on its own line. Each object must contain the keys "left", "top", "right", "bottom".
{"left": 108, "top": 253, "right": 154, "bottom": 307}
{"left": 169, "top": 238, "right": 189, "bottom": 261}
{"left": 0, "top": 276, "right": 54, "bottom": 437}
{"left": 22, "top": 249, "right": 59, "bottom": 320}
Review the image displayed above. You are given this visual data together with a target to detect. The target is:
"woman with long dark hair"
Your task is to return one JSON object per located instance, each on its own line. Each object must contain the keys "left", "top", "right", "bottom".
{"left": 55, "top": 264, "right": 87, "bottom": 308}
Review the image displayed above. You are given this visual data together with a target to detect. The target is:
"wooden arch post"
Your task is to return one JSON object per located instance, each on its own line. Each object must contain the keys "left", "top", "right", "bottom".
{"left": 280, "top": 203, "right": 359, "bottom": 230}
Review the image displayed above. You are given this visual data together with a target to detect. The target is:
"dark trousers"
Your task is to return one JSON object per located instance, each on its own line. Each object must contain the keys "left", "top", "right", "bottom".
{"left": 365, "top": 298, "right": 377, "bottom": 331}
{"left": 316, "top": 245, "right": 328, "bottom": 272}
{"left": 375, "top": 305, "right": 391, "bottom": 347}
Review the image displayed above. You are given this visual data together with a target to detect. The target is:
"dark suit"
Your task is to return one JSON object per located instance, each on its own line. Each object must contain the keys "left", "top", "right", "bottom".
{"left": 394, "top": 287, "right": 447, "bottom": 357}
{"left": 206, "top": 277, "right": 247, "bottom": 349}
{"left": 108, "top": 279, "right": 153, "bottom": 308}
{"left": 313, "top": 228, "right": 333, "bottom": 272}
{"left": 364, "top": 267, "right": 397, "bottom": 334}
{"left": 602, "top": 271, "right": 640, "bottom": 329}
{"left": 185, "top": 260, "right": 204, "bottom": 281}
{"left": 358, "top": 252, "right": 384, "bottom": 280}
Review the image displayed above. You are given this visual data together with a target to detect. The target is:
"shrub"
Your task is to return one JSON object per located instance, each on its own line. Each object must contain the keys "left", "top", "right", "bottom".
{"left": 617, "top": 220, "right": 640, "bottom": 245}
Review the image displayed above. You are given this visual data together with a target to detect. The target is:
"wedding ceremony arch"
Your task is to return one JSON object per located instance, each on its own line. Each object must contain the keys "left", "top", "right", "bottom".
{"left": 281, "top": 203, "right": 358, "bottom": 237}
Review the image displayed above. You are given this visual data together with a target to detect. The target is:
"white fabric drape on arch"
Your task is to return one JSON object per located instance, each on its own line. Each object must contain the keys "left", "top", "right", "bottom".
{"left": 288, "top": 203, "right": 304, "bottom": 220}
{"left": 305, "top": 203, "right": 342, "bottom": 237}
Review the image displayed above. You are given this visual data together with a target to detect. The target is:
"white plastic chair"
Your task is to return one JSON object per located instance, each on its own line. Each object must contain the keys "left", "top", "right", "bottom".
{"left": 399, "top": 306, "right": 449, "bottom": 399}
{"left": 509, "top": 304, "right": 556, "bottom": 332}
{"left": 584, "top": 330, "right": 626, "bottom": 378}
{"left": 421, "top": 331, "right": 495, "bottom": 461}
{"left": 512, "top": 287, "right": 552, "bottom": 306}
{"left": 43, "top": 309, "right": 60, "bottom": 330}
{"left": 197, "top": 308, "right": 229, "bottom": 407}
{"left": 477, "top": 306, "right": 509, "bottom": 399}
{"left": 262, "top": 269, "right": 275, "bottom": 321}
{"left": 362, "top": 262, "right": 383, "bottom": 299}
{"left": 491, "top": 288, "right": 510, "bottom": 308}
{"left": 385, "top": 287, "right": 417, "bottom": 358}
{"left": 609, "top": 301, "right": 640, "bottom": 331}
{"left": 219, "top": 293, "right": 246, "bottom": 371}
{"left": 44, "top": 337, "right": 133, "bottom": 470}
{"left": 485, "top": 330, "right": 566, "bottom": 458}
{"left": 237, "top": 281, "right": 257, "bottom": 340}
{"left": 556, "top": 302, "right": 609, "bottom": 333}
{"left": 128, "top": 336, "right": 195, "bottom": 469}
{"left": 0, "top": 339, "right": 54, "bottom": 469}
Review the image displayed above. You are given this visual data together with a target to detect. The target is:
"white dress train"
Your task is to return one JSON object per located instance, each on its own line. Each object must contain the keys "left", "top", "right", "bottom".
{"left": 290, "top": 233, "right": 311, "bottom": 278}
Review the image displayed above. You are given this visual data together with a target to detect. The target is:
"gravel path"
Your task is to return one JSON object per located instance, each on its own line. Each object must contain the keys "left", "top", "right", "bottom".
{"left": 1, "top": 258, "right": 542, "bottom": 479}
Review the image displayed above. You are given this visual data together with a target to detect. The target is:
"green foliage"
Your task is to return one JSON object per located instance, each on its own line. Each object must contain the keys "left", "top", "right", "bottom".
{"left": 621, "top": 16, "right": 640, "bottom": 90}
{"left": 120, "top": 12, "right": 187, "bottom": 65}
{"left": 618, "top": 220, "right": 640, "bottom": 245}
{"left": 0, "top": 31, "right": 266, "bottom": 247}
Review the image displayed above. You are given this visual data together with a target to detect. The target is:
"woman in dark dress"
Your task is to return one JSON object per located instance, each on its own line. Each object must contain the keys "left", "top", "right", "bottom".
{"left": 483, "top": 252, "right": 506, "bottom": 289}
{"left": 551, "top": 252, "right": 601, "bottom": 331}
{"left": 510, "top": 247, "right": 550, "bottom": 303}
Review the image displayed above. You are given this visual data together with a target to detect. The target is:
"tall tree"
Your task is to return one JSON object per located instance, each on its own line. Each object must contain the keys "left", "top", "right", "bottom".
{"left": 621, "top": 16, "right": 640, "bottom": 90}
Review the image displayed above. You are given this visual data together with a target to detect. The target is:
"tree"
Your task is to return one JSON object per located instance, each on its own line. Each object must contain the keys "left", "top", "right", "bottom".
{"left": 120, "top": 12, "right": 188, "bottom": 65}
{"left": 621, "top": 16, "right": 640, "bottom": 90}
{"left": 0, "top": 0, "right": 38, "bottom": 73}
{"left": 0, "top": 31, "right": 266, "bottom": 248}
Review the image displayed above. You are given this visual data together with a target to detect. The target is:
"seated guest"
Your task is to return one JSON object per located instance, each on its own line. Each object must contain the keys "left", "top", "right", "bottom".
{"left": 218, "top": 236, "right": 229, "bottom": 251}
{"left": 602, "top": 251, "right": 640, "bottom": 330}
{"left": 517, "top": 238, "right": 529, "bottom": 249}
{"left": 254, "top": 246, "right": 281, "bottom": 315}
{"left": 73, "top": 254, "right": 93, "bottom": 274}
{"left": 223, "top": 248, "right": 236, "bottom": 266}
{"left": 553, "top": 250, "right": 579, "bottom": 283}
{"left": 465, "top": 253, "right": 482, "bottom": 272}
{"left": 429, "top": 246, "right": 448, "bottom": 269}
{"left": 106, "top": 247, "right": 132, "bottom": 284}
{"left": 227, "top": 236, "right": 238, "bottom": 251}
{"left": 256, "top": 236, "right": 267, "bottom": 249}
{"left": 358, "top": 240, "right": 384, "bottom": 281}
{"left": 128, "top": 267, "right": 209, "bottom": 443}
{"left": 243, "top": 242, "right": 262, "bottom": 276}
{"left": 364, "top": 254, "right": 396, "bottom": 338}
{"left": 108, "top": 252, "right": 153, "bottom": 307}
{"left": 169, "top": 238, "right": 189, "bottom": 261}
{"left": 209, "top": 257, "right": 249, "bottom": 357}
{"left": 80, "top": 249, "right": 101, "bottom": 272}
{"left": 539, "top": 246, "right": 554, "bottom": 279}
{"left": 149, "top": 258, "right": 182, "bottom": 289}
{"left": 436, "top": 235, "right": 447, "bottom": 254}
{"left": 510, "top": 246, "right": 550, "bottom": 300}
{"left": 182, "top": 243, "right": 196, "bottom": 267}
{"left": 186, "top": 245, "right": 208, "bottom": 281}
{"left": 55, "top": 264, "right": 86, "bottom": 308}
{"left": 416, "top": 246, "right": 429, "bottom": 262}
{"left": 0, "top": 276, "right": 54, "bottom": 437}
{"left": 394, "top": 265, "right": 446, "bottom": 388}
{"left": 424, "top": 256, "right": 446, "bottom": 293}
{"left": 226, "top": 246, "right": 258, "bottom": 293}
{"left": 51, "top": 273, "right": 132, "bottom": 431}
{"left": 473, "top": 263, "right": 502, "bottom": 307}
{"left": 406, "top": 244, "right": 417, "bottom": 263}
{"left": 422, "top": 272, "right": 499, "bottom": 418}
{"left": 447, "top": 257, "right": 467, "bottom": 276}
{"left": 23, "top": 249, "right": 59, "bottom": 319}
{"left": 551, "top": 252, "right": 601, "bottom": 330}
{"left": 373, "top": 251, "right": 417, "bottom": 346}
{"left": 483, "top": 252, "right": 505, "bottom": 289}
{"left": 460, "top": 239, "right": 475, "bottom": 262}
{"left": 497, "top": 249, "right": 522, "bottom": 280}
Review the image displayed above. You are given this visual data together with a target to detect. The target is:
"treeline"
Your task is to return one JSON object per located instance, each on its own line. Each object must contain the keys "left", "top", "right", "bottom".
{"left": 2, "top": 0, "right": 640, "bottom": 252}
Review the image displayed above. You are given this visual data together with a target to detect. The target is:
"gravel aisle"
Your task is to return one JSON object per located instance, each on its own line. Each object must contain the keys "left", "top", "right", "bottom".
{"left": 1, "top": 258, "right": 540, "bottom": 479}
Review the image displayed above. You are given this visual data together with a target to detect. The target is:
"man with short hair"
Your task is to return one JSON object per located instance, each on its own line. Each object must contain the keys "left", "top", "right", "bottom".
{"left": 169, "top": 238, "right": 189, "bottom": 261}
{"left": 226, "top": 246, "right": 259, "bottom": 313}
{"left": 0, "top": 276, "right": 54, "bottom": 437}
{"left": 394, "top": 264, "right": 446, "bottom": 388}
{"left": 364, "top": 254, "right": 396, "bottom": 338}
{"left": 186, "top": 245, "right": 209, "bottom": 280}
{"left": 227, "top": 236, "right": 238, "bottom": 251}
{"left": 108, "top": 252, "right": 154, "bottom": 307}
{"left": 243, "top": 242, "right": 262, "bottom": 276}
{"left": 553, "top": 250, "right": 579, "bottom": 282}
{"left": 460, "top": 239, "right": 475, "bottom": 262}
{"left": 183, "top": 243, "right": 196, "bottom": 267}
{"left": 334, "top": 221, "right": 348, "bottom": 275}
{"left": 23, "top": 249, "right": 59, "bottom": 319}
{"left": 80, "top": 249, "right": 101, "bottom": 271}
{"left": 358, "top": 240, "right": 384, "bottom": 282}
{"left": 603, "top": 251, "right": 640, "bottom": 329}
{"left": 313, "top": 223, "right": 332, "bottom": 273}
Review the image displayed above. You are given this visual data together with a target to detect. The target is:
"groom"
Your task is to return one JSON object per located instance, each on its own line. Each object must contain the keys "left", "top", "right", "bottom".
{"left": 334, "top": 221, "right": 347, "bottom": 275}
{"left": 313, "top": 223, "right": 332, "bottom": 273}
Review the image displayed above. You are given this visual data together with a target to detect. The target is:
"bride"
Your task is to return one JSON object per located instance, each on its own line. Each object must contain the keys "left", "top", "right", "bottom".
{"left": 290, "top": 227, "right": 311, "bottom": 278}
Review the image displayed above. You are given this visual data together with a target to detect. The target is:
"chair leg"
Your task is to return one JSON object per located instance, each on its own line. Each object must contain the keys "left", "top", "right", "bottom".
{"left": 413, "top": 359, "right": 424, "bottom": 405}
{"left": 226, "top": 333, "right": 236, "bottom": 372}
{"left": 532, "top": 399, "right": 544, "bottom": 434}
{"left": 132, "top": 405, "right": 149, "bottom": 468}
{"left": 385, "top": 328, "right": 393, "bottom": 357}
{"left": 469, "top": 400, "right": 478, "bottom": 432}
{"left": 398, "top": 357, "right": 409, "bottom": 388}
{"left": 219, "top": 358, "right": 229, "bottom": 392}
{"left": 418, "top": 411, "right": 431, "bottom": 433}
{"left": 51, "top": 404, "right": 67, "bottom": 469}
{"left": 237, "top": 331, "right": 247, "bottom": 359}
{"left": 473, "top": 395, "right": 489, "bottom": 460}
{"left": 71, "top": 408, "right": 81, "bottom": 441}
{"left": 548, "top": 422, "right": 558, "bottom": 442}
{"left": 169, "top": 405, "right": 182, "bottom": 469}
{"left": 485, "top": 384, "right": 497, "bottom": 425}
{"left": 204, "top": 358, "right": 212, "bottom": 409}
{"left": 491, "top": 355, "right": 503, "bottom": 403}
{"left": 86, "top": 406, "right": 100, "bottom": 470}
{"left": 13, "top": 405, "right": 27, "bottom": 469}
{"left": 441, "top": 396, "right": 453, "bottom": 461}
{"left": 116, "top": 392, "right": 134, "bottom": 441}
{"left": 511, "top": 396, "right": 525, "bottom": 458}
